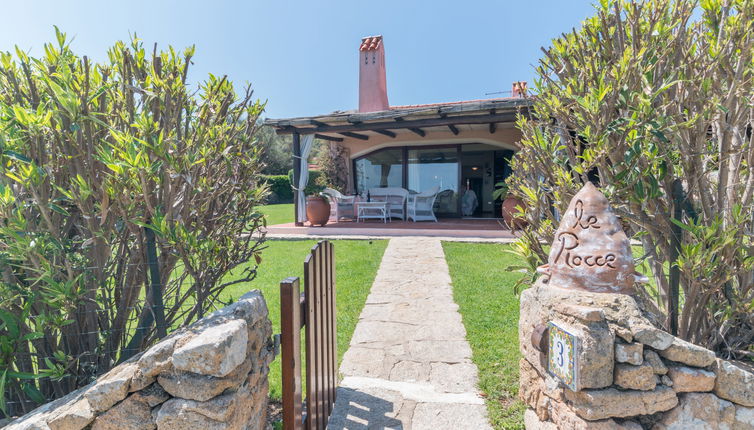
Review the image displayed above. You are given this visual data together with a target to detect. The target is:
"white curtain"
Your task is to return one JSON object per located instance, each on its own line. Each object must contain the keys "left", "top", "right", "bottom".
{"left": 295, "top": 134, "right": 315, "bottom": 223}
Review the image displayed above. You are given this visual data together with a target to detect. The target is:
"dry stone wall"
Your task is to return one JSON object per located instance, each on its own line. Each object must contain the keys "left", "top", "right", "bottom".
{"left": 4, "top": 290, "right": 274, "bottom": 430}
{"left": 519, "top": 280, "right": 754, "bottom": 429}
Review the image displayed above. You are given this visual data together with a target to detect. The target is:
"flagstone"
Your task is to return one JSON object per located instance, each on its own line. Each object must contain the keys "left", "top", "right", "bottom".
{"left": 329, "top": 237, "right": 490, "bottom": 429}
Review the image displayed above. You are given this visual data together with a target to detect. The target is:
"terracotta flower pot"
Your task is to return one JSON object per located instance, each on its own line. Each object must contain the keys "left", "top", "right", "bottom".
{"left": 306, "top": 196, "right": 330, "bottom": 227}
{"left": 502, "top": 195, "right": 528, "bottom": 230}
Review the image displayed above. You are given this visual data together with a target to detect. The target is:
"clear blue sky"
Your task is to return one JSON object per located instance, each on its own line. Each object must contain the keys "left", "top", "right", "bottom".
{"left": 0, "top": 1, "right": 596, "bottom": 119}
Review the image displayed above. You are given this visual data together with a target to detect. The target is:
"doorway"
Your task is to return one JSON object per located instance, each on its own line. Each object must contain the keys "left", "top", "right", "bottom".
{"left": 460, "top": 146, "right": 514, "bottom": 218}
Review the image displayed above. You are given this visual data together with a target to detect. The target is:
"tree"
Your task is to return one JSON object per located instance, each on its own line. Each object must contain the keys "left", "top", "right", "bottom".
{"left": 0, "top": 29, "right": 267, "bottom": 415}
{"left": 511, "top": 0, "right": 754, "bottom": 358}
{"left": 257, "top": 123, "right": 291, "bottom": 175}
{"left": 316, "top": 142, "right": 349, "bottom": 192}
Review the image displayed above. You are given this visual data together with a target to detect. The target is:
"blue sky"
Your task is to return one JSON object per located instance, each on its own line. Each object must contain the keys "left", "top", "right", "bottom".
{"left": 0, "top": 1, "right": 596, "bottom": 119}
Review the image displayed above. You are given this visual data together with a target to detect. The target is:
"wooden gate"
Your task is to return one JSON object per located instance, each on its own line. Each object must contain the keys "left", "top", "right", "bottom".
{"left": 280, "top": 240, "right": 337, "bottom": 430}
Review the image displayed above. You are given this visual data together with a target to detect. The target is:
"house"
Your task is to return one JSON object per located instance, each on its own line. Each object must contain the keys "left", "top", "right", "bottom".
{"left": 265, "top": 35, "right": 532, "bottom": 225}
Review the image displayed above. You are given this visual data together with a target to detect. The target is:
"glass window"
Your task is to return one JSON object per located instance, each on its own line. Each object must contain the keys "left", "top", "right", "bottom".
{"left": 354, "top": 149, "right": 404, "bottom": 195}
{"left": 407, "top": 148, "right": 459, "bottom": 215}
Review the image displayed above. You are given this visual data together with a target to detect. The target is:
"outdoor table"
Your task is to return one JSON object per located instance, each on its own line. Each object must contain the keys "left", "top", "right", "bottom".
{"left": 356, "top": 201, "right": 390, "bottom": 223}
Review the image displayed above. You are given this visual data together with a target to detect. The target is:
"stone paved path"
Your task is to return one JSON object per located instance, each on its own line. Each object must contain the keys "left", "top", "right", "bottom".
{"left": 328, "top": 237, "right": 491, "bottom": 430}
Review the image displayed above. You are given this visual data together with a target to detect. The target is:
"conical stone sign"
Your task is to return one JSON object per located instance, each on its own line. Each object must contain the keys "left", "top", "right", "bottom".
{"left": 539, "top": 182, "right": 639, "bottom": 294}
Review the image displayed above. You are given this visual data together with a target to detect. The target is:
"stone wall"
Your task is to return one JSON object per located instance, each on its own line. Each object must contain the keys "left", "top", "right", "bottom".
{"left": 519, "top": 280, "right": 754, "bottom": 429}
{"left": 4, "top": 290, "right": 274, "bottom": 430}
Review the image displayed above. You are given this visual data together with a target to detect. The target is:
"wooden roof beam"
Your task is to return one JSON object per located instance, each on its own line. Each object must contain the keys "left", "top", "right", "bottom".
{"left": 448, "top": 124, "right": 460, "bottom": 135}
{"left": 273, "top": 112, "right": 518, "bottom": 135}
{"left": 339, "top": 131, "right": 369, "bottom": 141}
{"left": 408, "top": 128, "right": 426, "bottom": 137}
{"left": 374, "top": 129, "right": 397, "bottom": 138}
{"left": 314, "top": 133, "right": 344, "bottom": 142}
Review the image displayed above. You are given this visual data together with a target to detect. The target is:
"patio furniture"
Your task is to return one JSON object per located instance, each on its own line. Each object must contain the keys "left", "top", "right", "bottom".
{"left": 356, "top": 201, "right": 390, "bottom": 223}
{"left": 434, "top": 189, "right": 454, "bottom": 213}
{"left": 368, "top": 187, "right": 408, "bottom": 220}
{"left": 407, "top": 186, "right": 440, "bottom": 222}
{"left": 322, "top": 188, "right": 356, "bottom": 221}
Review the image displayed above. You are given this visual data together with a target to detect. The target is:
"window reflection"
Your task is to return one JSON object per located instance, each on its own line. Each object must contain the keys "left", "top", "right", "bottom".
{"left": 354, "top": 149, "right": 404, "bottom": 195}
{"left": 408, "top": 148, "right": 458, "bottom": 215}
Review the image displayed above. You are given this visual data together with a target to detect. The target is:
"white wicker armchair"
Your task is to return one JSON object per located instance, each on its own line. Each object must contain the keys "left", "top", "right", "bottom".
{"left": 321, "top": 188, "right": 355, "bottom": 221}
{"left": 368, "top": 187, "right": 409, "bottom": 220}
{"left": 407, "top": 186, "right": 440, "bottom": 222}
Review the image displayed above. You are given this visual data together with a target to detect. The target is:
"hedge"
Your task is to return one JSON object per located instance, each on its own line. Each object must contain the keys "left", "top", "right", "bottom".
{"left": 263, "top": 170, "right": 325, "bottom": 204}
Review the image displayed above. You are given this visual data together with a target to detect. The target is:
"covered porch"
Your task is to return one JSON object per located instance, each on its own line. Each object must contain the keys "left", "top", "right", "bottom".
{"left": 265, "top": 97, "right": 531, "bottom": 228}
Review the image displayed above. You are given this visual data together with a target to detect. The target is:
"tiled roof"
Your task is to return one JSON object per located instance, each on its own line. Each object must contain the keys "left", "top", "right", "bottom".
{"left": 359, "top": 35, "right": 382, "bottom": 52}
{"left": 389, "top": 97, "right": 521, "bottom": 110}
{"left": 264, "top": 97, "right": 531, "bottom": 129}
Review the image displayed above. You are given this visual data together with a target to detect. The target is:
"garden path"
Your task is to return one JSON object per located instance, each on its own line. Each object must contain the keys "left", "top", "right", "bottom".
{"left": 328, "top": 237, "right": 491, "bottom": 430}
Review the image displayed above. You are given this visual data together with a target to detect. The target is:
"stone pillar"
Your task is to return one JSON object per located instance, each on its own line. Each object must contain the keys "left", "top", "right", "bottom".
{"left": 518, "top": 183, "right": 754, "bottom": 429}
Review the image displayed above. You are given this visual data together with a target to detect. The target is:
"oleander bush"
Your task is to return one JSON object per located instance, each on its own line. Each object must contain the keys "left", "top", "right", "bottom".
{"left": 0, "top": 29, "right": 267, "bottom": 416}
{"left": 511, "top": 0, "right": 754, "bottom": 359}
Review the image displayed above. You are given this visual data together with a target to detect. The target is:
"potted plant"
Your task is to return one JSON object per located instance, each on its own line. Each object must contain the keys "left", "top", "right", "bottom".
{"left": 492, "top": 180, "right": 527, "bottom": 230}
{"left": 305, "top": 183, "right": 330, "bottom": 226}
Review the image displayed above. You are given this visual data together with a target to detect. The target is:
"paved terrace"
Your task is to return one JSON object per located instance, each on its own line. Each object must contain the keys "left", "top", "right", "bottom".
{"left": 264, "top": 219, "right": 516, "bottom": 242}
{"left": 328, "top": 237, "right": 491, "bottom": 430}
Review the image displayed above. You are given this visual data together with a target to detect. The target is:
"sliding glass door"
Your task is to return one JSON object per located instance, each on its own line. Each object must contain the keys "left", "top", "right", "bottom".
{"left": 407, "top": 147, "right": 459, "bottom": 216}
{"left": 353, "top": 148, "right": 404, "bottom": 195}
{"left": 353, "top": 145, "right": 462, "bottom": 217}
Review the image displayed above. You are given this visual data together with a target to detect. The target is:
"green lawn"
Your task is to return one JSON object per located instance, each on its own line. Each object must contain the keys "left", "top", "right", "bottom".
{"left": 443, "top": 242, "right": 526, "bottom": 430}
{"left": 222, "top": 239, "right": 387, "bottom": 400}
{"left": 260, "top": 203, "right": 294, "bottom": 226}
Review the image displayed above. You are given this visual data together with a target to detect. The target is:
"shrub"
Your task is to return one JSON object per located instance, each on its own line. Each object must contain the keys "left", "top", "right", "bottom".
{"left": 287, "top": 169, "right": 325, "bottom": 196}
{"left": 510, "top": 0, "right": 754, "bottom": 358}
{"left": 0, "top": 29, "right": 267, "bottom": 416}
{"left": 263, "top": 174, "right": 294, "bottom": 203}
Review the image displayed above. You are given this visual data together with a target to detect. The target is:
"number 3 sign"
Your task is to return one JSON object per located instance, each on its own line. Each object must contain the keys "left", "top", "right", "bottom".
{"left": 547, "top": 322, "right": 579, "bottom": 391}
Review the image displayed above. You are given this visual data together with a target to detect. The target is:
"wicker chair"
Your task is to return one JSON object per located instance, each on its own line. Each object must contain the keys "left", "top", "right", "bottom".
{"left": 368, "top": 187, "right": 409, "bottom": 220}
{"left": 321, "top": 188, "right": 355, "bottom": 221}
{"left": 407, "top": 186, "right": 440, "bottom": 222}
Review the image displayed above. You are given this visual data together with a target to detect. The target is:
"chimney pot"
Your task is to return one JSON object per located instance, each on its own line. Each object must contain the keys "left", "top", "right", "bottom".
{"left": 512, "top": 81, "right": 528, "bottom": 98}
{"left": 359, "top": 35, "right": 389, "bottom": 112}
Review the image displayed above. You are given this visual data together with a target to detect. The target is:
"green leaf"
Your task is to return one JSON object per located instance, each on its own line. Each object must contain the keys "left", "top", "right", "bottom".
{"left": 0, "top": 370, "right": 7, "bottom": 414}
{"left": 22, "top": 332, "right": 45, "bottom": 341}
{"left": 0, "top": 309, "right": 20, "bottom": 338}
{"left": 54, "top": 25, "right": 66, "bottom": 48}
{"left": 49, "top": 203, "right": 70, "bottom": 216}
{"left": 8, "top": 371, "right": 42, "bottom": 380}
{"left": 22, "top": 383, "right": 46, "bottom": 404}
{"left": 670, "top": 217, "right": 695, "bottom": 234}
{"left": 3, "top": 150, "right": 31, "bottom": 163}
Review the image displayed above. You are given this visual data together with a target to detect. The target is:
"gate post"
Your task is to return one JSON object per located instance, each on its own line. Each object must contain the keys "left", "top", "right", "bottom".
{"left": 280, "top": 277, "right": 303, "bottom": 430}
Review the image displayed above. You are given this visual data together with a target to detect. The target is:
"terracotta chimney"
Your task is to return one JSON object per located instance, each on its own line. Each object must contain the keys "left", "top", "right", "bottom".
{"left": 359, "top": 35, "right": 389, "bottom": 112}
{"left": 512, "top": 81, "right": 528, "bottom": 98}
